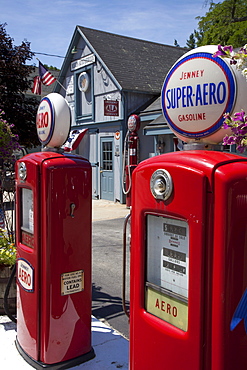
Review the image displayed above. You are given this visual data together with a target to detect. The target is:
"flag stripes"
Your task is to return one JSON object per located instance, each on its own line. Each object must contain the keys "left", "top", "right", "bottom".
{"left": 39, "top": 62, "right": 56, "bottom": 86}
{"left": 32, "top": 61, "right": 56, "bottom": 94}
{"left": 32, "top": 76, "right": 41, "bottom": 94}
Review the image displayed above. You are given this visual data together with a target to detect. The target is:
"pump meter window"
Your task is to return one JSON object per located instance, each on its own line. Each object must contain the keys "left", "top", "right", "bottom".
{"left": 145, "top": 214, "right": 189, "bottom": 331}
{"left": 21, "top": 188, "right": 34, "bottom": 248}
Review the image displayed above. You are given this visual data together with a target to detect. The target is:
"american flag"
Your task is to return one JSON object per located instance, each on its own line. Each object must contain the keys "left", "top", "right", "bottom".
{"left": 32, "top": 75, "right": 41, "bottom": 95}
{"left": 32, "top": 61, "right": 56, "bottom": 95}
{"left": 39, "top": 61, "right": 56, "bottom": 86}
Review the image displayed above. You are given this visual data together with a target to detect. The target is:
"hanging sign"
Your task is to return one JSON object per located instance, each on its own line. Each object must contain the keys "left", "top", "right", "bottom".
{"left": 104, "top": 100, "right": 119, "bottom": 116}
{"left": 161, "top": 45, "right": 242, "bottom": 144}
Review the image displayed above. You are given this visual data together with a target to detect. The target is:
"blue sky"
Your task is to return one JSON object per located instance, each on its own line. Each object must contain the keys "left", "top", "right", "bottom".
{"left": 1, "top": 0, "right": 208, "bottom": 68}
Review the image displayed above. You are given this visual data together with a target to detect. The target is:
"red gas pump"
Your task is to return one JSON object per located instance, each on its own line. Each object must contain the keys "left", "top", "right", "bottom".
{"left": 128, "top": 46, "right": 247, "bottom": 369}
{"left": 15, "top": 93, "right": 94, "bottom": 369}
{"left": 122, "top": 115, "right": 140, "bottom": 208}
{"left": 130, "top": 150, "right": 247, "bottom": 370}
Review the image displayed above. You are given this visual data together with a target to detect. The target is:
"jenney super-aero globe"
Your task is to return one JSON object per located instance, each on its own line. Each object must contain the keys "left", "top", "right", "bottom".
{"left": 161, "top": 45, "right": 247, "bottom": 144}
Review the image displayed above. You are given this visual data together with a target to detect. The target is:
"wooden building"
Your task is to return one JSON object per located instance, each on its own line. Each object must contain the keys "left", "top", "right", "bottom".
{"left": 54, "top": 26, "right": 186, "bottom": 203}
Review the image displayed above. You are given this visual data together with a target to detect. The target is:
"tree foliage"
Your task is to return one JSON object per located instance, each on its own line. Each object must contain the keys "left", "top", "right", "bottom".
{"left": 0, "top": 23, "right": 39, "bottom": 148}
{"left": 44, "top": 64, "right": 59, "bottom": 71}
{"left": 0, "top": 109, "right": 20, "bottom": 162}
{"left": 186, "top": 32, "right": 197, "bottom": 50}
{"left": 189, "top": 0, "right": 247, "bottom": 48}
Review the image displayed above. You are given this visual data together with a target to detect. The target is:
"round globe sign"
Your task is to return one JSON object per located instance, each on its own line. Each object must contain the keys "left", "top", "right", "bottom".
{"left": 161, "top": 45, "right": 247, "bottom": 144}
{"left": 127, "top": 114, "right": 140, "bottom": 132}
{"left": 36, "top": 93, "right": 71, "bottom": 148}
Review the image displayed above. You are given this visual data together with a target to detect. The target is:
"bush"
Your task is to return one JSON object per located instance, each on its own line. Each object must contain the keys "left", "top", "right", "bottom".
{"left": 0, "top": 109, "right": 20, "bottom": 163}
{"left": 0, "top": 228, "right": 16, "bottom": 267}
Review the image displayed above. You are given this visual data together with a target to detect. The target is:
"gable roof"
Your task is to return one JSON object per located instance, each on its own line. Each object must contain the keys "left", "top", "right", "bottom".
{"left": 77, "top": 26, "right": 186, "bottom": 94}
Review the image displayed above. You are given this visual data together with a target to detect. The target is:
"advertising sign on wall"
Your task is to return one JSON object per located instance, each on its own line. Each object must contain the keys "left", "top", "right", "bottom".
{"left": 104, "top": 100, "right": 119, "bottom": 116}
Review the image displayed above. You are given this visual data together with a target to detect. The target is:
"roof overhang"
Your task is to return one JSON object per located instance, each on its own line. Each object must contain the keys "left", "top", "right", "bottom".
{"left": 144, "top": 125, "right": 173, "bottom": 136}
{"left": 143, "top": 114, "right": 173, "bottom": 135}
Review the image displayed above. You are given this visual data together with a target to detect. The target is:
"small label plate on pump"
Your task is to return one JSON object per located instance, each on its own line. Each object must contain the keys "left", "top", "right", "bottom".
{"left": 17, "top": 259, "right": 34, "bottom": 292}
{"left": 61, "top": 270, "right": 84, "bottom": 296}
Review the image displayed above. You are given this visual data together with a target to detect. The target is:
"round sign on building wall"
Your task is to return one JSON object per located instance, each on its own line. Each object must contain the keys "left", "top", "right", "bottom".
{"left": 78, "top": 72, "right": 90, "bottom": 92}
{"left": 36, "top": 93, "right": 71, "bottom": 148}
{"left": 161, "top": 45, "right": 247, "bottom": 144}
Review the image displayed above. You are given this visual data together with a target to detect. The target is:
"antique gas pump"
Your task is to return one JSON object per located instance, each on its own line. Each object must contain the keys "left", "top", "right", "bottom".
{"left": 122, "top": 114, "right": 140, "bottom": 208}
{"left": 15, "top": 93, "right": 94, "bottom": 369}
{"left": 128, "top": 46, "right": 247, "bottom": 369}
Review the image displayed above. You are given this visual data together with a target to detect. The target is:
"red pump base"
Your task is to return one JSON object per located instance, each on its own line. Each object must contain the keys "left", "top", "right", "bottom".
{"left": 16, "top": 339, "right": 95, "bottom": 370}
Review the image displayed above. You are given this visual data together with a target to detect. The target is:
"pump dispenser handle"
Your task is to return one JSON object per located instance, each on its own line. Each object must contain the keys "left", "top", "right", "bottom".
{"left": 70, "top": 203, "right": 76, "bottom": 218}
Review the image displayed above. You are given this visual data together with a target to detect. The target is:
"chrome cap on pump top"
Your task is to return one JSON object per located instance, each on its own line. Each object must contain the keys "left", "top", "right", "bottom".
{"left": 150, "top": 169, "right": 173, "bottom": 200}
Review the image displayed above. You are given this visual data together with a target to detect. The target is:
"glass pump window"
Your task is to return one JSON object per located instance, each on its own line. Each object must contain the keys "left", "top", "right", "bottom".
{"left": 21, "top": 188, "right": 34, "bottom": 233}
{"left": 145, "top": 214, "right": 189, "bottom": 331}
{"left": 20, "top": 188, "right": 34, "bottom": 248}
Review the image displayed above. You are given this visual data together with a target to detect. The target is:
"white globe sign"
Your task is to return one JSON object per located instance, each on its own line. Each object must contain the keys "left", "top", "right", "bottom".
{"left": 36, "top": 93, "right": 71, "bottom": 148}
{"left": 161, "top": 45, "right": 247, "bottom": 144}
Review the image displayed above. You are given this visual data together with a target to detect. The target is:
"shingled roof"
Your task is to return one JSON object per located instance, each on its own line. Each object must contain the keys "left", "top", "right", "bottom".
{"left": 77, "top": 26, "right": 186, "bottom": 94}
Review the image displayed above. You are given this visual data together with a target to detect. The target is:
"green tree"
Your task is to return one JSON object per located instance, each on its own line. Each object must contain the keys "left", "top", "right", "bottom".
{"left": 0, "top": 23, "right": 39, "bottom": 148}
{"left": 190, "top": 0, "right": 247, "bottom": 48}
{"left": 186, "top": 32, "right": 197, "bottom": 49}
{"left": 44, "top": 64, "right": 59, "bottom": 71}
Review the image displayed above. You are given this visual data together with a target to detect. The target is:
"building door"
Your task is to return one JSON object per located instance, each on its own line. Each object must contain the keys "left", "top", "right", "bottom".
{"left": 100, "top": 137, "right": 114, "bottom": 201}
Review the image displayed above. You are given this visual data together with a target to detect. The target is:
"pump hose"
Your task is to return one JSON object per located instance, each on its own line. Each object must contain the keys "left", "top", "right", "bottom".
{"left": 122, "top": 130, "right": 132, "bottom": 195}
{"left": 4, "top": 264, "right": 17, "bottom": 323}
